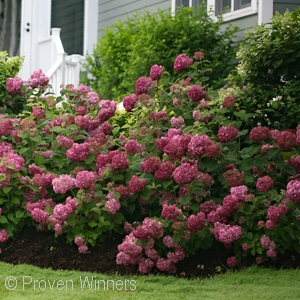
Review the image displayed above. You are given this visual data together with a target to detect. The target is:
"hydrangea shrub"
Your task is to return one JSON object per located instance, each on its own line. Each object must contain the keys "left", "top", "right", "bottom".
{"left": 0, "top": 50, "right": 300, "bottom": 275}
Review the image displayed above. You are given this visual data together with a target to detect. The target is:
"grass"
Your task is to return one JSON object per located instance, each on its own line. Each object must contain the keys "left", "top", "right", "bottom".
{"left": 0, "top": 262, "right": 300, "bottom": 300}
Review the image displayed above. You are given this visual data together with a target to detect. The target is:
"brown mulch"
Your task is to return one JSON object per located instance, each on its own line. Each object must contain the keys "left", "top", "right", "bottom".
{"left": 0, "top": 226, "right": 299, "bottom": 278}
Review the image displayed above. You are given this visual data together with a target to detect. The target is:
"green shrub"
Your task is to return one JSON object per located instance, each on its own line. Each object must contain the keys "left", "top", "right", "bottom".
{"left": 81, "top": 5, "right": 238, "bottom": 100}
{"left": 0, "top": 51, "right": 24, "bottom": 114}
{"left": 228, "top": 8, "right": 300, "bottom": 129}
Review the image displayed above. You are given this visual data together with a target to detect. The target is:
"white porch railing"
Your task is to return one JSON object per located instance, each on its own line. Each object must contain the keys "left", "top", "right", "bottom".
{"left": 38, "top": 28, "right": 84, "bottom": 95}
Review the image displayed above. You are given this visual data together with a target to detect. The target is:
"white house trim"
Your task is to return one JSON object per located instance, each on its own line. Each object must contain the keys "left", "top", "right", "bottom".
{"left": 258, "top": 0, "right": 273, "bottom": 25}
{"left": 83, "top": 0, "right": 99, "bottom": 55}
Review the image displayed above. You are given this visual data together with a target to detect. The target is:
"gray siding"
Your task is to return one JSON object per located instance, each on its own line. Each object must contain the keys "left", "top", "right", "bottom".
{"left": 223, "top": 13, "right": 258, "bottom": 44}
{"left": 274, "top": 0, "right": 300, "bottom": 13}
{"left": 51, "top": 0, "right": 84, "bottom": 55}
{"left": 98, "top": 0, "right": 170, "bottom": 38}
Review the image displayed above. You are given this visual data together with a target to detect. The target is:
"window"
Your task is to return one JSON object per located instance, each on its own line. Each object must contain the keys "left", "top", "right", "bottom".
{"left": 207, "top": 0, "right": 256, "bottom": 21}
{"left": 172, "top": 0, "right": 257, "bottom": 21}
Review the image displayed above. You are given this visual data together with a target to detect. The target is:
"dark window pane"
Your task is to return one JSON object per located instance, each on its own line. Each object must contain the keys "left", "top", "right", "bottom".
{"left": 215, "top": 0, "right": 231, "bottom": 15}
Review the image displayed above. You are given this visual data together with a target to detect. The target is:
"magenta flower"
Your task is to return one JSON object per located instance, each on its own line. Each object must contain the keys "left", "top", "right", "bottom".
{"left": 141, "top": 156, "right": 161, "bottom": 174}
{"left": 75, "top": 171, "right": 97, "bottom": 189}
{"left": 256, "top": 175, "right": 274, "bottom": 192}
{"left": 105, "top": 196, "right": 121, "bottom": 215}
{"left": 135, "top": 77, "right": 153, "bottom": 95}
{"left": 66, "top": 142, "right": 89, "bottom": 162}
{"left": 187, "top": 85, "right": 206, "bottom": 102}
{"left": 272, "top": 130, "right": 296, "bottom": 151}
{"left": 0, "top": 229, "right": 9, "bottom": 243}
{"left": 193, "top": 51, "right": 204, "bottom": 60}
{"left": 222, "top": 94, "right": 236, "bottom": 108}
{"left": 87, "top": 91, "right": 99, "bottom": 105}
{"left": 188, "top": 134, "right": 213, "bottom": 158}
{"left": 123, "top": 94, "right": 138, "bottom": 112}
{"left": 32, "top": 106, "right": 46, "bottom": 119}
{"left": 173, "top": 163, "right": 198, "bottom": 185}
{"left": 28, "top": 69, "right": 49, "bottom": 87}
{"left": 30, "top": 208, "right": 49, "bottom": 224}
{"left": 170, "top": 116, "right": 185, "bottom": 128}
{"left": 286, "top": 180, "right": 300, "bottom": 203}
{"left": 249, "top": 126, "right": 271, "bottom": 142}
{"left": 161, "top": 204, "right": 182, "bottom": 220}
{"left": 6, "top": 77, "right": 23, "bottom": 94}
{"left": 154, "top": 161, "right": 175, "bottom": 180}
{"left": 124, "top": 139, "right": 143, "bottom": 154}
{"left": 173, "top": 54, "right": 193, "bottom": 72}
{"left": 128, "top": 175, "right": 147, "bottom": 194}
{"left": 211, "top": 222, "right": 242, "bottom": 245}
{"left": 74, "top": 237, "right": 84, "bottom": 246}
{"left": 52, "top": 175, "right": 76, "bottom": 194}
{"left": 150, "top": 64, "right": 163, "bottom": 80}
{"left": 187, "top": 212, "right": 206, "bottom": 233}
{"left": 142, "top": 217, "right": 164, "bottom": 239}
{"left": 0, "top": 119, "right": 14, "bottom": 137}
{"left": 227, "top": 256, "right": 238, "bottom": 268}
{"left": 218, "top": 125, "right": 238, "bottom": 143}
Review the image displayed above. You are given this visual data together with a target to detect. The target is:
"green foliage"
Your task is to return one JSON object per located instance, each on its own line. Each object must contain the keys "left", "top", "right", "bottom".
{"left": 0, "top": 51, "right": 24, "bottom": 114}
{"left": 229, "top": 8, "right": 300, "bottom": 129}
{"left": 81, "top": 5, "right": 238, "bottom": 100}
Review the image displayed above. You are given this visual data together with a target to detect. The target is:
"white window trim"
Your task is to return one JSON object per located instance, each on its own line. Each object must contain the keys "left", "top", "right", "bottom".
{"left": 171, "top": 0, "right": 258, "bottom": 21}
{"left": 207, "top": 0, "right": 257, "bottom": 21}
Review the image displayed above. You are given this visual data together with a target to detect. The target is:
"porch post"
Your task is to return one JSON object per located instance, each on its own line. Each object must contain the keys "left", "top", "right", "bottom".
{"left": 258, "top": 0, "right": 273, "bottom": 25}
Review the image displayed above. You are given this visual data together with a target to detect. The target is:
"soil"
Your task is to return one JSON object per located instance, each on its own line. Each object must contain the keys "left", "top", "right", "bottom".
{"left": 1, "top": 226, "right": 300, "bottom": 278}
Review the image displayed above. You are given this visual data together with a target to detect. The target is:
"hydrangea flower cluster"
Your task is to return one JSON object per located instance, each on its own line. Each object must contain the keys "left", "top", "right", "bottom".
{"left": 211, "top": 222, "right": 242, "bottom": 245}
{"left": 173, "top": 54, "right": 193, "bottom": 72}
{"left": 286, "top": 180, "right": 300, "bottom": 203}
{"left": 6, "top": 77, "right": 23, "bottom": 94}
{"left": 256, "top": 175, "right": 274, "bottom": 192}
{"left": 28, "top": 69, "right": 49, "bottom": 88}
{"left": 218, "top": 125, "right": 238, "bottom": 143}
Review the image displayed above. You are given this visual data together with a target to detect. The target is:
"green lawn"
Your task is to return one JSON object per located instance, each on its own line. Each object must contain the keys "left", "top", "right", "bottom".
{"left": 0, "top": 262, "right": 300, "bottom": 300}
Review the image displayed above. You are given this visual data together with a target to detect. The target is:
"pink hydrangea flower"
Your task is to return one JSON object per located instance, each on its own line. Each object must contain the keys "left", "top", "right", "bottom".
{"left": 249, "top": 126, "right": 271, "bottom": 142}
{"left": 172, "top": 163, "right": 198, "bottom": 184}
{"left": 32, "top": 106, "right": 46, "bottom": 119}
{"left": 286, "top": 180, "right": 300, "bottom": 203}
{"left": 128, "top": 175, "right": 147, "bottom": 194}
{"left": 123, "top": 94, "right": 138, "bottom": 112}
{"left": 78, "top": 245, "right": 89, "bottom": 254}
{"left": 187, "top": 212, "right": 206, "bottom": 233}
{"left": 222, "top": 94, "right": 236, "bottom": 108}
{"left": 141, "top": 156, "right": 161, "bottom": 174}
{"left": 0, "top": 119, "right": 13, "bottom": 137}
{"left": 87, "top": 91, "right": 99, "bottom": 105}
{"left": 110, "top": 151, "right": 130, "bottom": 170}
{"left": 211, "top": 222, "right": 242, "bottom": 245}
{"left": 170, "top": 116, "right": 185, "bottom": 128}
{"left": 52, "top": 175, "right": 76, "bottom": 194}
{"left": 0, "top": 229, "right": 9, "bottom": 242}
{"left": 227, "top": 256, "right": 238, "bottom": 268}
{"left": 124, "top": 139, "right": 143, "bottom": 154}
{"left": 162, "top": 236, "right": 175, "bottom": 248}
{"left": 218, "top": 125, "right": 238, "bottom": 143}
{"left": 98, "top": 100, "right": 117, "bottom": 122}
{"left": 188, "top": 134, "right": 213, "bottom": 158}
{"left": 6, "top": 77, "right": 23, "bottom": 94}
{"left": 150, "top": 64, "right": 163, "bottom": 80}
{"left": 75, "top": 170, "right": 97, "bottom": 189}
{"left": 142, "top": 217, "right": 164, "bottom": 239}
{"left": 30, "top": 207, "right": 49, "bottom": 224}
{"left": 173, "top": 54, "right": 193, "bottom": 72}
{"left": 66, "top": 142, "right": 89, "bottom": 162}
{"left": 132, "top": 225, "right": 149, "bottom": 240}
{"left": 105, "top": 196, "right": 121, "bottom": 215}
{"left": 135, "top": 77, "right": 153, "bottom": 95}
{"left": 56, "top": 135, "right": 74, "bottom": 148}
{"left": 187, "top": 85, "right": 206, "bottom": 102}
{"left": 193, "top": 51, "right": 204, "bottom": 60}
{"left": 138, "top": 258, "right": 155, "bottom": 274}
{"left": 74, "top": 236, "right": 84, "bottom": 246}
{"left": 272, "top": 130, "right": 296, "bottom": 151}
{"left": 256, "top": 175, "right": 274, "bottom": 192}
{"left": 161, "top": 204, "right": 182, "bottom": 220}
{"left": 28, "top": 69, "right": 49, "bottom": 87}
{"left": 154, "top": 161, "right": 175, "bottom": 180}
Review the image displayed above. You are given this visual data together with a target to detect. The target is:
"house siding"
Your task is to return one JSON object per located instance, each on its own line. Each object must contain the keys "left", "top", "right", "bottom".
{"left": 98, "top": 0, "right": 170, "bottom": 38}
{"left": 274, "top": 0, "right": 300, "bottom": 13}
{"left": 51, "top": 0, "right": 84, "bottom": 55}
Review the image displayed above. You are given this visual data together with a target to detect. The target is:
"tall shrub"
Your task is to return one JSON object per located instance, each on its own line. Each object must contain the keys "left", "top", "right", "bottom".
{"left": 0, "top": 51, "right": 24, "bottom": 114}
{"left": 81, "top": 5, "right": 238, "bottom": 100}
{"left": 228, "top": 8, "right": 300, "bottom": 129}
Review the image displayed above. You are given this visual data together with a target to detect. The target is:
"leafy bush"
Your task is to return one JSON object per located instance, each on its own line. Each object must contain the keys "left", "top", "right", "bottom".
{"left": 0, "top": 51, "right": 24, "bottom": 114}
{"left": 81, "top": 5, "right": 238, "bottom": 100}
{"left": 1, "top": 49, "right": 300, "bottom": 274}
{"left": 228, "top": 8, "right": 300, "bottom": 129}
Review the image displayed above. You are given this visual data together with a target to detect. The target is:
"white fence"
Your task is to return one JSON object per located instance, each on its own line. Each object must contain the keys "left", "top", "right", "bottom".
{"left": 41, "top": 28, "right": 84, "bottom": 95}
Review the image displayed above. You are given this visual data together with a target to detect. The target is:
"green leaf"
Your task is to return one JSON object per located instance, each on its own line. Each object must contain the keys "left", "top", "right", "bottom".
{"left": 0, "top": 215, "right": 8, "bottom": 224}
{"left": 35, "top": 153, "right": 45, "bottom": 165}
